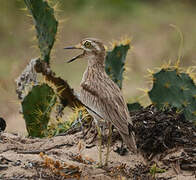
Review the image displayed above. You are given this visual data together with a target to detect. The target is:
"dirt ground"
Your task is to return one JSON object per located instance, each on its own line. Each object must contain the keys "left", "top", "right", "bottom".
{"left": 0, "top": 106, "right": 196, "bottom": 180}
{"left": 0, "top": 131, "right": 195, "bottom": 180}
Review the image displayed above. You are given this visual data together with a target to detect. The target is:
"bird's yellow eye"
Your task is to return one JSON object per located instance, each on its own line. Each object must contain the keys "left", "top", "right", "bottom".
{"left": 84, "top": 41, "right": 92, "bottom": 48}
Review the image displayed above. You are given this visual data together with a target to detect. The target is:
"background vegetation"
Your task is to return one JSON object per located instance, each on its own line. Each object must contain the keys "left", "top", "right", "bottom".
{"left": 1, "top": 0, "right": 196, "bottom": 134}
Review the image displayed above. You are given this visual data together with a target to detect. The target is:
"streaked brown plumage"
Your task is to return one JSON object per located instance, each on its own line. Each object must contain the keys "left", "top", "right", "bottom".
{"left": 65, "top": 38, "right": 137, "bottom": 161}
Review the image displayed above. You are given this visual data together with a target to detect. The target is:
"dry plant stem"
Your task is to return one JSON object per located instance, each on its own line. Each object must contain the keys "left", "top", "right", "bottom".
{"left": 56, "top": 126, "right": 81, "bottom": 136}
{"left": 34, "top": 59, "right": 82, "bottom": 109}
{"left": 96, "top": 125, "right": 103, "bottom": 167}
{"left": 17, "top": 142, "right": 73, "bottom": 154}
{"left": 105, "top": 122, "right": 112, "bottom": 166}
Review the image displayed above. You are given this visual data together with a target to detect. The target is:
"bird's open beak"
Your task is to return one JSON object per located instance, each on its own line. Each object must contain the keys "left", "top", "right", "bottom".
{"left": 64, "top": 44, "right": 84, "bottom": 63}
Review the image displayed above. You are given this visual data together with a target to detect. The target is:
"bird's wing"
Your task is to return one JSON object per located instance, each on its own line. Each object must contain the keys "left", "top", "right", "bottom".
{"left": 81, "top": 76, "right": 131, "bottom": 135}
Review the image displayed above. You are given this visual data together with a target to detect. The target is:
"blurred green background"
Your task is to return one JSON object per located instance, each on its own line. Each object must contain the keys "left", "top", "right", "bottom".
{"left": 1, "top": 0, "right": 196, "bottom": 134}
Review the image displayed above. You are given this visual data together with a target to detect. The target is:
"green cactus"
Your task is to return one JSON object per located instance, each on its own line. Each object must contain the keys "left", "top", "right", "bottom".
{"left": 105, "top": 43, "right": 130, "bottom": 89}
{"left": 47, "top": 106, "right": 91, "bottom": 136}
{"left": 24, "top": 0, "right": 58, "bottom": 64}
{"left": 47, "top": 120, "right": 74, "bottom": 137}
{"left": 19, "top": 0, "right": 85, "bottom": 137}
{"left": 148, "top": 68, "right": 196, "bottom": 123}
{"left": 22, "top": 83, "right": 56, "bottom": 137}
{"left": 127, "top": 102, "right": 143, "bottom": 112}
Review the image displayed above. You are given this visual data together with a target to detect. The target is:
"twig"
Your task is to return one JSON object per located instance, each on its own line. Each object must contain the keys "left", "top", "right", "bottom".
{"left": 1, "top": 147, "right": 18, "bottom": 154}
{"left": 55, "top": 126, "right": 81, "bottom": 137}
{"left": 88, "top": 131, "right": 98, "bottom": 144}
{"left": 17, "top": 143, "right": 73, "bottom": 154}
{"left": 83, "top": 120, "right": 93, "bottom": 139}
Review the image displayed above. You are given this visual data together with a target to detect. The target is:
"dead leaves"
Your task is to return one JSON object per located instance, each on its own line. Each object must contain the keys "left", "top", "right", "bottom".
{"left": 39, "top": 152, "right": 81, "bottom": 179}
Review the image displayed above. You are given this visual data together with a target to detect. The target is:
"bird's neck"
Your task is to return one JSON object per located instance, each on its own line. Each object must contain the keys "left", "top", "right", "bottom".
{"left": 81, "top": 64, "right": 103, "bottom": 86}
{"left": 87, "top": 54, "right": 105, "bottom": 67}
{"left": 87, "top": 62, "right": 105, "bottom": 72}
{"left": 82, "top": 57, "right": 105, "bottom": 83}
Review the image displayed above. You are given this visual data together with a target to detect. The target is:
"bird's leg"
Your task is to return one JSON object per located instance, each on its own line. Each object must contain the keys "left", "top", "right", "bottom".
{"left": 96, "top": 125, "right": 103, "bottom": 167}
{"left": 104, "top": 122, "right": 112, "bottom": 166}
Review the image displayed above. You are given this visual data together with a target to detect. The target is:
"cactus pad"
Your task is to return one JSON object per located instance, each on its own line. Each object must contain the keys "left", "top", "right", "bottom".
{"left": 22, "top": 83, "right": 56, "bottom": 137}
{"left": 105, "top": 44, "right": 130, "bottom": 89}
{"left": 24, "top": 0, "right": 58, "bottom": 63}
{"left": 127, "top": 102, "right": 143, "bottom": 112}
{"left": 148, "top": 68, "right": 196, "bottom": 123}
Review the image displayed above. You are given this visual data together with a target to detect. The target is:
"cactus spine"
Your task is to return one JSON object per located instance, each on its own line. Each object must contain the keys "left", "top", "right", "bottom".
{"left": 22, "top": 84, "right": 56, "bottom": 137}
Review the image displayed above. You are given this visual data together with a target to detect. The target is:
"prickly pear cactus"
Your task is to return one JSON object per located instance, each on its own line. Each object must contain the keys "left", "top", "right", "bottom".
{"left": 105, "top": 43, "right": 130, "bottom": 89}
{"left": 22, "top": 83, "right": 56, "bottom": 137}
{"left": 47, "top": 106, "right": 91, "bottom": 136}
{"left": 24, "top": 0, "right": 58, "bottom": 63}
{"left": 148, "top": 68, "right": 196, "bottom": 123}
{"left": 127, "top": 102, "right": 143, "bottom": 112}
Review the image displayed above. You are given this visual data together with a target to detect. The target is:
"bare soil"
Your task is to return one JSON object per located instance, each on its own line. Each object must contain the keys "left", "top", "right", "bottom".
{"left": 0, "top": 106, "right": 195, "bottom": 180}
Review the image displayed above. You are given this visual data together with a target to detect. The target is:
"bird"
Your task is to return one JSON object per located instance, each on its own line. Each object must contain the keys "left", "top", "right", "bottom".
{"left": 64, "top": 38, "right": 137, "bottom": 166}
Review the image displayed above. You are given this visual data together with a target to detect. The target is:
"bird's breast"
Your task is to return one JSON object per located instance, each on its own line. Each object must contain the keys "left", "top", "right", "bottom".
{"left": 80, "top": 68, "right": 104, "bottom": 119}
{"left": 80, "top": 83, "right": 103, "bottom": 120}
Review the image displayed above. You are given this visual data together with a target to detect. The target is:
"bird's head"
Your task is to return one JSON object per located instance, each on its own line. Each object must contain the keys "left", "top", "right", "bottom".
{"left": 64, "top": 38, "right": 106, "bottom": 64}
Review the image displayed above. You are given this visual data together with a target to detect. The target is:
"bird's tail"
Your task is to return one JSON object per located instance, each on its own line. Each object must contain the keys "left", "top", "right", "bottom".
{"left": 120, "top": 131, "right": 137, "bottom": 153}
